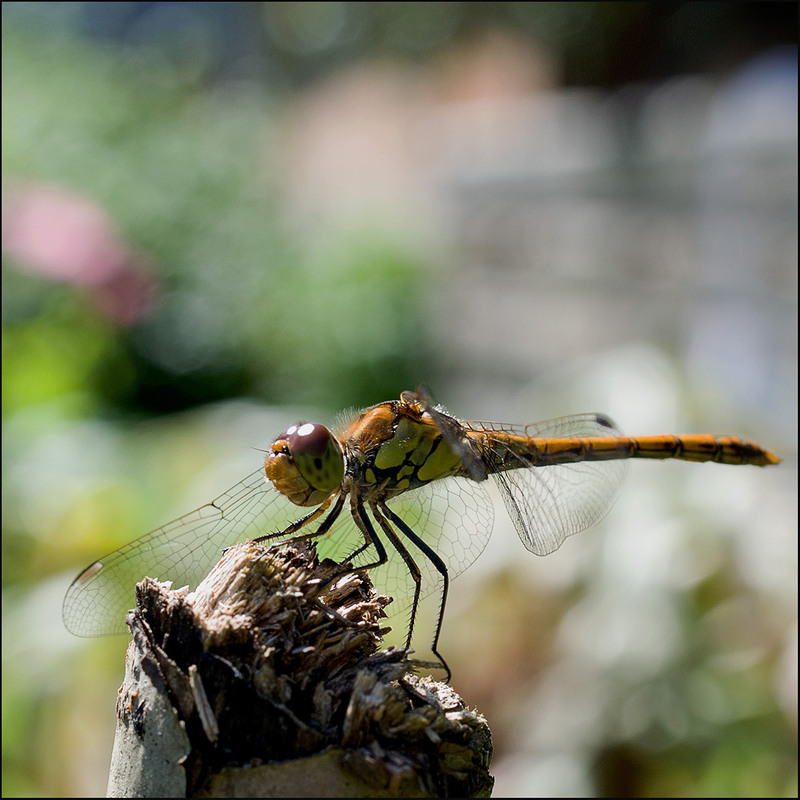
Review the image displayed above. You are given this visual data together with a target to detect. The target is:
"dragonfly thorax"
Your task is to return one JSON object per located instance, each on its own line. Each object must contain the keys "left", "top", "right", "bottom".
{"left": 342, "top": 400, "right": 467, "bottom": 497}
{"left": 264, "top": 422, "right": 345, "bottom": 506}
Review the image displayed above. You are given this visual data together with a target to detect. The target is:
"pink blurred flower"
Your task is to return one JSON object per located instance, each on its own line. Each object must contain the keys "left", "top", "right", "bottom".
{"left": 3, "top": 182, "right": 156, "bottom": 324}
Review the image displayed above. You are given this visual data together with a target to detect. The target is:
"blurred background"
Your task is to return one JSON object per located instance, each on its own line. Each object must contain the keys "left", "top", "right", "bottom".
{"left": 2, "top": 2, "right": 796, "bottom": 796}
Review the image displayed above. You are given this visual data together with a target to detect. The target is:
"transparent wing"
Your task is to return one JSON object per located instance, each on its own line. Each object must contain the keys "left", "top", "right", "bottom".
{"left": 464, "top": 414, "right": 628, "bottom": 556}
{"left": 62, "top": 469, "right": 316, "bottom": 637}
{"left": 63, "top": 466, "right": 495, "bottom": 642}
{"left": 302, "top": 476, "right": 494, "bottom": 637}
{"left": 380, "top": 476, "right": 494, "bottom": 621}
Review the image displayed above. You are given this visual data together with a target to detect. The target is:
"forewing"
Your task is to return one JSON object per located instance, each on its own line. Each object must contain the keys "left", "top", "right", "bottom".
{"left": 464, "top": 414, "right": 628, "bottom": 556}
{"left": 62, "top": 469, "right": 314, "bottom": 637}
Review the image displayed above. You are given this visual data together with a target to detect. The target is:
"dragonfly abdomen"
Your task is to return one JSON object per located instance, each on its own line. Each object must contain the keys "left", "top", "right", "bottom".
{"left": 530, "top": 435, "right": 779, "bottom": 467}
{"left": 625, "top": 435, "right": 780, "bottom": 466}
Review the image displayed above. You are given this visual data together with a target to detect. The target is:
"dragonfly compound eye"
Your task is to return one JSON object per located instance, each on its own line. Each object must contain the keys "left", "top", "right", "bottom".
{"left": 284, "top": 422, "right": 345, "bottom": 493}
{"left": 265, "top": 423, "right": 345, "bottom": 506}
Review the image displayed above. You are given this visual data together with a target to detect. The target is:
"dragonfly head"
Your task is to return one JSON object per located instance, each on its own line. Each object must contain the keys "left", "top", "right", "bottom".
{"left": 265, "top": 422, "right": 345, "bottom": 506}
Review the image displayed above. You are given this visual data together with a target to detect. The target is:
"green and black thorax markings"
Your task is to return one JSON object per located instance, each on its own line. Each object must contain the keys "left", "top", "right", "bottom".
{"left": 342, "top": 399, "right": 468, "bottom": 495}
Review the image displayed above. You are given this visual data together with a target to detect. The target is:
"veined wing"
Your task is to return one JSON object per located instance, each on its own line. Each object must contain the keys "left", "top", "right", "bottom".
{"left": 64, "top": 469, "right": 495, "bottom": 641}
{"left": 464, "top": 414, "right": 628, "bottom": 556}
{"left": 62, "top": 469, "right": 315, "bottom": 637}
{"left": 382, "top": 475, "right": 494, "bottom": 608}
{"left": 305, "top": 475, "right": 494, "bottom": 635}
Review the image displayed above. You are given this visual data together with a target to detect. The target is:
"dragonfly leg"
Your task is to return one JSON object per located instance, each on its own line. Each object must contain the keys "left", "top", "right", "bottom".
{"left": 378, "top": 499, "right": 452, "bottom": 682}
{"left": 369, "top": 503, "right": 423, "bottom": 651}
{"left": 251, "top": 492, "right": 343, "bottom": 545}
{"left": 343, "top": 497, "right": 389, "bottom": 572}
{"left": 301, "top": 496, "right": 391, "bottom": 599}
{"left": 322, "top": 496, "right": 382, "bottom": 567}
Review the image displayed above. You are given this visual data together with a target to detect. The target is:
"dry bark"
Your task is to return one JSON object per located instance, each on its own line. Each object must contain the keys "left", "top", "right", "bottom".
{"left": 106, "top": 540, "right": 494, "bottom": 798}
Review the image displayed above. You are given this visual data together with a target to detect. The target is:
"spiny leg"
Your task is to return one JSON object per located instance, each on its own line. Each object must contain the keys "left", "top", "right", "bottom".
{"left": 322, "top": 493, "right": 384, "bottom": 568}
{"left": 299, "top": 496, "right": 391, "bottom": 597}
{"left": 252, "top": 491, "right": 380, "bottom": 582}
{"left": 345, "top": 496, "right": 390, "bottom": 573}
{"left": 369, "top": 501, "right": 423, "bottom": 651}
{"left": 251, "top": 492, "right": 342, "bottom": 545}
{"left": 337, "top": 500, "right": 454, "bottom": 678}
{"left": 378, "top": 499, "right": 452, "bottom": 682}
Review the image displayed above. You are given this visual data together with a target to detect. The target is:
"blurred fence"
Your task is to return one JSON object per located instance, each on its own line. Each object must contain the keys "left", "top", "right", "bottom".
{"left": 425, "top": 49, "right": 796, "bottom": 441}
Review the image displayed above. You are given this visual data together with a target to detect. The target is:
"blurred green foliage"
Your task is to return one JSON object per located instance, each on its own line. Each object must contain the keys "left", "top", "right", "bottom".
{"left": 2, "top": 23, "right": 432, "bottom": 420}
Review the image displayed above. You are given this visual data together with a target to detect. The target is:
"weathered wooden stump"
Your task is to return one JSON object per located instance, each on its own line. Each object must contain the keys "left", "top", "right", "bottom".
{"left": 106, "top": 540, "right": 494, "bottom": 797}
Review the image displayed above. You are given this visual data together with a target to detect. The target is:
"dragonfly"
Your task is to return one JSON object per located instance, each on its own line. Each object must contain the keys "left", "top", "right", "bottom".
{"left": 63, "top": 389, "right": 780, "bottom": 677}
